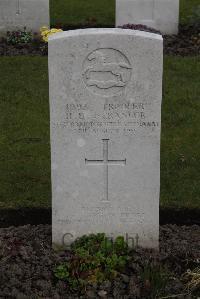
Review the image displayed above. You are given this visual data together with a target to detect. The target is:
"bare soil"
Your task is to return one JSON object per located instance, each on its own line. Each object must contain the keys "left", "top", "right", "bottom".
{"left": 0, "top": 224, "right": 199, "bottom": 298}
{"left": 0, "top": 25, "right": 199, "bottom": 57}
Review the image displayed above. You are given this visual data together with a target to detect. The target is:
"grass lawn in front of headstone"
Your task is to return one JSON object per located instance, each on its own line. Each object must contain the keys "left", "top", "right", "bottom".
{"left": 0, "top": 57, "right": 50, "bottom": 208}
{"left": 161, "top": 56, "right": 200, "bottom": 208}
{"left": 0, "top": 56, "right": 199, "bottom": 209}
{"left": 50, "top": 0, "right": 199, "bottom": 27}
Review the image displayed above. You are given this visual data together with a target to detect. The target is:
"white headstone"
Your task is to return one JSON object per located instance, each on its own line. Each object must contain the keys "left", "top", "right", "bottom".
{"left": 0, "top": 0, "right": 49, "bottom": 35}
{"left": 116, "top": 0, "right": 179, "bottom": 35}
{"left": 49, "top": 29, "right": 163, "bottom": 249}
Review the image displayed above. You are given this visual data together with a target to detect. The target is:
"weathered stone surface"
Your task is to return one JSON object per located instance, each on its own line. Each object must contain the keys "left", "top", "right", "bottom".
{"left": 116, "top": 0, "right": 179, "bottom": 35}
{"left": 0, "top": 0, "right": 49, "bottom": 35}
{"left": 49, "top": 29, "right": 163, "bottom": 248}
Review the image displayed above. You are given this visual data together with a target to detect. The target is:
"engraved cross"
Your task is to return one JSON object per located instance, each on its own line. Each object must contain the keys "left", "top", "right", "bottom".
{"left": 85, "top": 139, "right": 126, "bottom": 202}
{"left": 16, "top": 0, "right": 21, "bottom": 15}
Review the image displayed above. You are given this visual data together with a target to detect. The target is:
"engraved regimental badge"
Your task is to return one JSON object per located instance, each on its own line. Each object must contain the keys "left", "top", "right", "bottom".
{"left": 82, "top": 48, "right": 132, "bottom": 97}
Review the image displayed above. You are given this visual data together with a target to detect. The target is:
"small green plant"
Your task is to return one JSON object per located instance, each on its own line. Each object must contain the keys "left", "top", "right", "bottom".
{"left": 6, "top": 27, "right": 32, "bottom": 45}
{"left": 54, "top": 264, "right": 70, "bottom": 280}
{"left": 54, "top": 233, "right": 129, "bottom": 290}
{"left": 140, "top": 263, "right": 170, "bottom": 298}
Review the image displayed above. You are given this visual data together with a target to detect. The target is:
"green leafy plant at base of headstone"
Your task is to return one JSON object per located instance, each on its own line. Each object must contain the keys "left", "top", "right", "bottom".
{"left": 54, "top": 233, "right": 129, "bottom": 290}
{"left": 140, "top": 263, "right": 170, "bottom": 298}
{"left": 6, "top": 27, "right": 32, "bottom": 45}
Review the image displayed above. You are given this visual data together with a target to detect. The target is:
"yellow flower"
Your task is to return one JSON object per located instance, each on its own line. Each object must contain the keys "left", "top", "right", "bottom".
{"left": 41, "top": 30, "right": 49, "bottom": 37}
{"left": 50, "top": 29, "right": 59, "bottom": 33}
{"left": 40, "top": 26, "right": 63, "bottom": 42}
{"left": 41, "top": 35, "right": 48, "bottom": 42}
{"left": 40, "top": 26, "right": 49, "bottom": 33}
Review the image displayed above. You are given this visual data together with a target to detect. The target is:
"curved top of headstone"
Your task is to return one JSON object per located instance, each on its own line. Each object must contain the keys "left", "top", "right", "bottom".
{"left": 48, "top": 28, "right": 163, "bottom": 42}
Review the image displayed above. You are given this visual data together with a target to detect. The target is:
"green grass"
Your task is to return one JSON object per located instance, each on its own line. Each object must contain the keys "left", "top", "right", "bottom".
{"left": 0, "top": 56, "right": 199, "bottom": 209}
{"left": 161, "top": 56, "right": 200, "bottom": 208}
{"left": 180, "top": 0, "right": 200, "bottom": 24}
{"left": 50, "top": 0, "right": 199, "bottom": 27}
{"left": 0, "top": 57, "right": 50, "bottom": 208}
{"left": 50, "top": 0, "right": 115, "bottom": 26}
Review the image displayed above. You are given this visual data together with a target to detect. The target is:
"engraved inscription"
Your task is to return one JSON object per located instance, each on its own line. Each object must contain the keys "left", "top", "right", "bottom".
{"left": 85, "top": 139, "right": 126, "bottom": 202}
{"left": 82, "top": 48, "right": 132, "bottom": 97}
{"left": 53, "top": 100, "right": 159, "bottom": 136}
